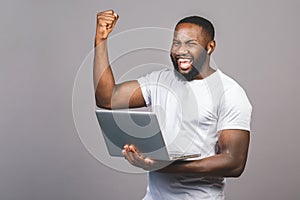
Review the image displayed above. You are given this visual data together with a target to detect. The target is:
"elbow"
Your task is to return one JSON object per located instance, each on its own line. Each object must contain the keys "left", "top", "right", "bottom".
{"left": 96, "top": 102, "right": 112, "bottom": 110}
{"left": 95, "top": 97, "right": 112, "bottom": 109}
{"left": 229, "top": 167, "right": 244, "bottom": 178}
{"left": 95, "top": 87, "right": 116, "bottom": 109}
{"left": 227, "top": 163, "right": 246, "bottom": 178}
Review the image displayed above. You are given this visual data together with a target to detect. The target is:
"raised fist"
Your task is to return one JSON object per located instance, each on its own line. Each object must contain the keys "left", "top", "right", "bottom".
{"left": 95, "top": 10, "right": 119, "bottom": 43}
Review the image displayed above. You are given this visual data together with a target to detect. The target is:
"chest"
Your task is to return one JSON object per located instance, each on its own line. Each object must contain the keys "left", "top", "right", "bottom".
{"left": 152, "top": 81, "right": 219, "bottom": 126}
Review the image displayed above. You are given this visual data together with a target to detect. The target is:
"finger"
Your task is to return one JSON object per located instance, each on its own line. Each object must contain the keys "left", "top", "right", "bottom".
{"left": 128, "top": 144, "right": 135, "bottom": 153}
{"left": 113, "top": 12, "right": 119, "bottom": 20}
{"left": 128, "top": 147, "right": 142, "bottom": 160}
{"left": 126, "top": 151, "right": 137, "bottom": 165}
{"left": 111, "top": 16, "right": 118, "bottom": 28}
{"left": 129, "top": 144, "right": 135, "bottom": 152}
{"left": 122, "top": 149, "right": 127, "bottom": 158}
{"left": 129, "top": 145, "right": 141, "bottom": 158}
{"left": 97, "top": 11, "right": 117, "bottom": 18}
{"left": 129, "top": 145, "right": 144, "bottom": 161}
{"left": 122, "top": 145, "right": 128, "bottom": 159}
{"left": 132, "top": 153, "right": 145, "bottom": 168}
{"left": 101, "top": 10, "right": 114, "bottom": 14}
{"left": 100, "top": 12, "right": 118, "bottom": 19}
{"left": 97, "top": 15, "right": 116, "bottom": 21}
{"left": 108, "top": 12, "right": 119, "bottom": 28}
{"left": 131, "top": 150, "right": 146, "bottom": 166}
{"left": 123, "top": 145, "right": 134, "bottom": 159}
{"left": 122, "top": 145, "right": 129, "bottom": 156}
{"left": 122, "top": 149, "right": 134, "bottom": 164}
{"left": 129, "top": 144, "right": 140, "bottom": 153}
{"left": 97, "top": 18, "right": 115, "bottom": 27}
{"left": 123, "top": 144, "right": 129, "bottom": 151}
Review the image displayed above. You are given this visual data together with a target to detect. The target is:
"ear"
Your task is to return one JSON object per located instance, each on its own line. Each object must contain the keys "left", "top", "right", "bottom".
{"left": 206, "top": 40, "right": 216, "bottom": 55}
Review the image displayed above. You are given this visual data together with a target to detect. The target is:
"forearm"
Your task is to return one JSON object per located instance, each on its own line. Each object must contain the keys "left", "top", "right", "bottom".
{"left": 157, "top": 153, "right": 245, "bottom": 178}
{"left": 157, "top": 130, "right": 250, "bottom": 178}
{"left": 93, "top": 39, "right": 116, "bottom": 108}
{"left": 93, "top": 39, "right": 111, "bottom": 89}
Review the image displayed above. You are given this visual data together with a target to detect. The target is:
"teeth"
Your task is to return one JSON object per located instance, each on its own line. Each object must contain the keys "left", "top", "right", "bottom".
{"left": 178, "top": 58, "right": 191, "bottom": 63}
{"left": 177, "top": 58, "right": 192, "bottom": 70}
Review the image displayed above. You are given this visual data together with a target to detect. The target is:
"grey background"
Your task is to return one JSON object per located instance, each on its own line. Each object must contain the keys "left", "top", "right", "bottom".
{"left": 1, "top": 0, "right": 300, "bottom": 199}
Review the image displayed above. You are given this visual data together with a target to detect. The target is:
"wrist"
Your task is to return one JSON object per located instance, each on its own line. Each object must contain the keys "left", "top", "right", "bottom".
{"left": 94, "top": 37, "right": 107, "bottom": 47}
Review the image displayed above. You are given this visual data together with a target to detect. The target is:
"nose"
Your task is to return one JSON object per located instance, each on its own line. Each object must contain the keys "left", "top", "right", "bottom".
{"left": 177, "top": 44, "right": 188, "bottom": 55}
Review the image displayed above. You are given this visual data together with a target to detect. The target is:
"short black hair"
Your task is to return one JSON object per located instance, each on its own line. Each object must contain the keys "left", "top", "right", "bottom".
{"left": 176, "top": 16, "right": 215, "bottom": 41}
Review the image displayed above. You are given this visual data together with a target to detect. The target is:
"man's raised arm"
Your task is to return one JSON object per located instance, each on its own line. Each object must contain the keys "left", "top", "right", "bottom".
{"left": 93, "top": 10, "right": 146, "bottom": 109}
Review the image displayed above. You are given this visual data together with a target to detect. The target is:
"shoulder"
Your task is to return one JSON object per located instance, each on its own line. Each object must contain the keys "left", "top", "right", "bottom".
{"left": 218, "top": 70, "right": 245, "bottom": 92}
{"left": 149, "top": 68, "right": 174, "bottom": 78}
{"left": 216, "top": 70, "right": 252, "bottom": 131}
{"left": 217, "top": 70, "right": 252, "bottom": 110}
{"left": 215, "top": 70, "right": 251, "bottom": 104}
{"left": 138, "top": 68, "right": 175, "bottom": 83}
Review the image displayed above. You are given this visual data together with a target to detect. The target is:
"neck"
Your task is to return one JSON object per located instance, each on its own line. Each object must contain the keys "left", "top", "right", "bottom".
{"left": 194, "top": 59, "right": 216, "bottom": 80}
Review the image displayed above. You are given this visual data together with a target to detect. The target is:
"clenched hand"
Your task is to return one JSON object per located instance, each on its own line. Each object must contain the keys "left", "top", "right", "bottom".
{"left": 95, "top": 10, "right": 119, "bottom": 45}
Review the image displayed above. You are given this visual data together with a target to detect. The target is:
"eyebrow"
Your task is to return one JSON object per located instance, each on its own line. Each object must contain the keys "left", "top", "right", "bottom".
{"left": 186, "top": 39, "right": 198, "bottom": 42}
{"left": 173, "top": 39, "right": 198, "bottom": 43}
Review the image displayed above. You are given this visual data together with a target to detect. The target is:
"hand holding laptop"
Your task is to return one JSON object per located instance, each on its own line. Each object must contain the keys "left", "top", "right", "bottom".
{"left": 122, "top": 144, "right": 172, "bottom": 171}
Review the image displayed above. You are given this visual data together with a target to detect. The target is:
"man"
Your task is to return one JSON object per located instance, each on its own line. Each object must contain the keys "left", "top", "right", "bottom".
{"left": 94, "top": 10, "right": 252, "bottom": 200}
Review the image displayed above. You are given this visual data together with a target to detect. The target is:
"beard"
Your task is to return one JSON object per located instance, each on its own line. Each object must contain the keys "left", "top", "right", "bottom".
{"left": 171, "top": 50, "right": 207, "bottom": 81}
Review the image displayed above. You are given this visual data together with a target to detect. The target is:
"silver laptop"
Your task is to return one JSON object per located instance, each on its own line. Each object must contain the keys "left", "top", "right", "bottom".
{"left": 95, "top": 109, "right": 201, "bottom": 161}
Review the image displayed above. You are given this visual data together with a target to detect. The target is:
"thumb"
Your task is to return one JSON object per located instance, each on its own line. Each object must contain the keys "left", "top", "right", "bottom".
{"left": 144, "top": 157, "right": 154, "bottom": 165}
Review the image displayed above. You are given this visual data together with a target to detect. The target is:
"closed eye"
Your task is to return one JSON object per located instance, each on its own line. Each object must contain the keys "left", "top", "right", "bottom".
{"left": 186, "top": 41, "right": 197, "bottom": 45}
{"left": 172, "top": 41, "right": 180, "bottom": 46}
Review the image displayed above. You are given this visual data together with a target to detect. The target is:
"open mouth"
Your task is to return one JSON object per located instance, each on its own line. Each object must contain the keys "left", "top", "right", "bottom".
{"left": 177, "top": 58, "right": 193, "bottom": 71}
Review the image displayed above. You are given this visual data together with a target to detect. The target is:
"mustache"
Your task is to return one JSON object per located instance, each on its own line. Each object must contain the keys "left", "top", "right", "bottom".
{"left": 174, "top": 54, "right": 193, "bottom": 59}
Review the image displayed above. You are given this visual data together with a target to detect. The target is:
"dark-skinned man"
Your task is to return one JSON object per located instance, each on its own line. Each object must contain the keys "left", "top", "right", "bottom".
{"left": 94, "top": 10, "right": 252, "bottom": 200}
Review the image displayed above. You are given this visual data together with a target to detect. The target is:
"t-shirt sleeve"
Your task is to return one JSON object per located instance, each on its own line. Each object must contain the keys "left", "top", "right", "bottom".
{"left": 217, "top": 86, "right": 252, "bottom": 132}
{"left": 137, "top": 71, "right": 161, "bottom": 106}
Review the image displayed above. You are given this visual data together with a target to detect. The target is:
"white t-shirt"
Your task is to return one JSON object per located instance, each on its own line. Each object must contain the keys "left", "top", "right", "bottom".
{"left": 137, "top": 69, "right": 252, "bottom": 200}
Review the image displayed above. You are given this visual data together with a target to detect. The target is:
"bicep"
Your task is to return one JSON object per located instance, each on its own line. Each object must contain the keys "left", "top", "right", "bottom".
{"left": 217, "top": 129, "right": 250, "bottom": 173}
{"left": 111, "top": 80, "right": 146, "bottom": 109}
